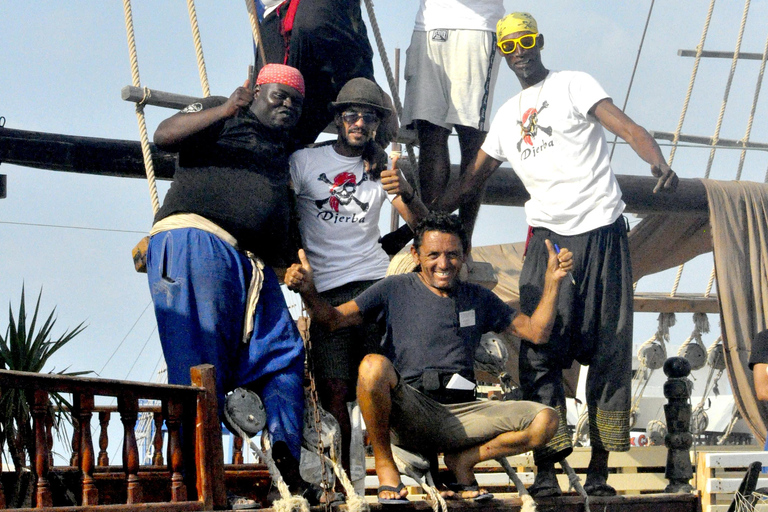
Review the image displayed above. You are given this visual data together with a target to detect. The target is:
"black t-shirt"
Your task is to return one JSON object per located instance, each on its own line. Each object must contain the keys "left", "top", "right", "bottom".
{"left": 749, "top": 330, "right": 768, "bottom": 370}
{"left": 354, "top": 273, "right": 515, "bottom": 384}
{"left": 155, "top": 96, "right": 297, "bottom": 267}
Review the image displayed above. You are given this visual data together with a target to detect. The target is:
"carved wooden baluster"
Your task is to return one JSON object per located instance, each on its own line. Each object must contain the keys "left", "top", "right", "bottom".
{"left": 97, "top": 411, "right": 110, "bottom": 466}
{"left": 76, "top": 393, "right": 98, "bottom": 505}
{"left": 119, "top": 394, "right": 143, "bottom": 504}
{"left": 70, "top": 413, "right": 81, "bottom": 467}
{"left": 32, "top": 389, "right": 52, "bottom": 507}
{"left": 233, "top": 435, "right": 244, "bottom": 465}
{"left": 165, "top": 399, "right": 187, "bottom": 502}
{"left": 45, "top": 410, "right": 54, "bottom": 468}
{"left": 151, "top": 412, "right": 164, "bottom": 466}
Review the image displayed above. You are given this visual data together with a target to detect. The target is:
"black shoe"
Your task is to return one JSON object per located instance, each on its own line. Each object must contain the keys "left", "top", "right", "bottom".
{"left": 528, "top": 469, "right": 562, "bottom": 498}
{"left": 583, "top": 481, "right": 617, "bottom": 497}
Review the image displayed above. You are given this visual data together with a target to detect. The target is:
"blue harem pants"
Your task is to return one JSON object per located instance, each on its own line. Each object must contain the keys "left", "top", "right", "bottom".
{"left": 147, "top": 228, "right": 305, "bottom": 459}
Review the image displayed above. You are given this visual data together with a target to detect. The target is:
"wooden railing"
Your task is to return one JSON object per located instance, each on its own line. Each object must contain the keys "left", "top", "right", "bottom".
{"left": 0, "top": 365, "right": 226, "bottom": 510}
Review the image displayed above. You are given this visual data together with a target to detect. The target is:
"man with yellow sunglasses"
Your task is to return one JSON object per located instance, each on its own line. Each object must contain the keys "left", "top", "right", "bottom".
{"left": 443, "top": 11, "right": 679, "bottom": 499}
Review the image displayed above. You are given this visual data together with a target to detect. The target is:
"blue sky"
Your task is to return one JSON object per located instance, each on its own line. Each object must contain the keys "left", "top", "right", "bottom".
{"left": 1, "top": 1, "right": 767, "bottom": 421}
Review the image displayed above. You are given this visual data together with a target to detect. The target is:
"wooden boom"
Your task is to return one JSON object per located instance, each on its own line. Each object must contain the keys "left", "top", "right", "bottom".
{"left": 0, "top": 127, "right": 708, "bottom": 214}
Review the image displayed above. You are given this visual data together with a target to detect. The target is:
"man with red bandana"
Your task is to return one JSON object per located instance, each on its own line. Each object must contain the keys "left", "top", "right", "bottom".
{"left": 148, "top": 64, "right": 323, "bottom": 506}
{"left": 446, "top": 12, "right": 678, "bottom": 497}
{"left": 289, "top": 77, "right": 427, "bottom": 476}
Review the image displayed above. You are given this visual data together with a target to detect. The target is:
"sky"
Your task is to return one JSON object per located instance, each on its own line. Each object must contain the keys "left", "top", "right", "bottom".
{"left": 1, "top": 1, "right": 768, "bottom": 453}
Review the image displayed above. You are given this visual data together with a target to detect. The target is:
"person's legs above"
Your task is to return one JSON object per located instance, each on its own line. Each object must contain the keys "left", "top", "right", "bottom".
{"left": 356, "top": 354, "right": 408, "bottom": 502}
{"left": 415, "top": 120, "right": 452, "bottom": 208}
{"left": 455, "top": 124, "right": 488, "bottom": 237}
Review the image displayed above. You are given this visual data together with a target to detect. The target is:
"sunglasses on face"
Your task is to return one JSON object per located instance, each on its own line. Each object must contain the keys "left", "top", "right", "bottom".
{"left": 341, "top": 111, "right": 380, "bottom": 124}
{"left": 497, "top": 33, "right": 539, "bottom": 54}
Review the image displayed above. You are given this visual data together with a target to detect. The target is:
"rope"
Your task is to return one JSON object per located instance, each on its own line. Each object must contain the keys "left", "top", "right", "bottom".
{"left": 391, "top": 451, "right": 446, "bottom": 512}
{"left": 298, "top": 303, "right": 335, "bottom": 511}
{"left": 185, "top": 0, "right": 211, "bottom": 97}
{"left": 609, "top": 0, "right": 655, "bottom": 160}
{"left": 245, "top": 0, "right": 268, "bottom": 70}
{"left": 121, "top": 0, "right": 161, "bottom": 215}
{"left": 667, "top": 0, "right": 716, "bottom": 166}
{"left": 695, "top": 0, "right": 751, "bottom": 298}
{"left": 704, "top": 0, "right": 751, "bottom": 178}
{"left": 224, "top": 410, "right": 309, "bottom": 512}
{"left": 362, "top": 0, "right": 418, "bottom": 170}
{"left": 736, "top": 24, "right": 768, "bottom": 180}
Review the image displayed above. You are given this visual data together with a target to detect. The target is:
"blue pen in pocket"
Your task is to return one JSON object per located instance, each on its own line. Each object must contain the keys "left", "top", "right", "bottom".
{"left": 553, "top": 243, "right": 577, "bottom": 285}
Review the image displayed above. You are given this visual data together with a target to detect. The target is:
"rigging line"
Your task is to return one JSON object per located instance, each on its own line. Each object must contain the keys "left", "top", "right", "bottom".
{"left": 122, "top": 324, "right": 158, "bottom": 381}
{"left": 704, "top": 0, "right": 751, "bottom": 179}
{"left": 737, "top": 28, "right": 768, "bottom": 181}
{"left": 146, "top": 354, "right": 165, "bottom": 385}
{"left": 669, "top": 0, "right": 717, "bottom": 298}
{"left": 700, "top": 0, "right": 752, "bottom": 298}
{"left": 610, "top": 0, "right": 655, "bottom": 161}
{"left": 0, "top": 220, "right": 147, "bottom": 234}
{"left": 98, "top": 300, "right": 154, "bottom": 375}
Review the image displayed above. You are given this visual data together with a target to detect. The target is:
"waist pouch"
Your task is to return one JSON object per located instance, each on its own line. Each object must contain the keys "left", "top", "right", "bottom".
{"left": 406, "top": 369, "right": 475, "bottom": 405}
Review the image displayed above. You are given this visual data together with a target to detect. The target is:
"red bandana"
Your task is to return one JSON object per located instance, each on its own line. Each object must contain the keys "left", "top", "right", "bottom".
{"left": 256, "top": 63, "right": 305, "bottom": 97}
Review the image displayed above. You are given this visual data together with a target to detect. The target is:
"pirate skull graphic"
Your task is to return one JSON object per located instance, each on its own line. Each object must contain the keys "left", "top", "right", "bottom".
{"left": 316, "top": 171, "right": 369, "bottom": 212}
{"left": 517, "top": 100, "right": 553, "bottom": 151}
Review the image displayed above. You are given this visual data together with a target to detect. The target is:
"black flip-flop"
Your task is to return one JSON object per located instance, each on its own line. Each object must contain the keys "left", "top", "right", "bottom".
{"left": 378, "top": 483, "right": 409, "bottom": 504}
{"left": 446, "top": 482, "right": 494, "bottom": 501}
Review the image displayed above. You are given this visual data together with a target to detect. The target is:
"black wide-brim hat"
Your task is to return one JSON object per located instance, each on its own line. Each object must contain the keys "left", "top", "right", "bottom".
{"left": 329, "top": 77, "right": 392, "bottom": 118}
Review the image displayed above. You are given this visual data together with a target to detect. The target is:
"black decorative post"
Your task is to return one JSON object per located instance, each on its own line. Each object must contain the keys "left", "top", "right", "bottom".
{"left": 663, "top": 356, "right": 694, "bottom": 493}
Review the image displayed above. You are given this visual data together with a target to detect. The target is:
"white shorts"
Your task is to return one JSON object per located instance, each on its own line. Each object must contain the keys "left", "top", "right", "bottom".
{"left": 401, "top": 29, "right": 500, "bottom": 131}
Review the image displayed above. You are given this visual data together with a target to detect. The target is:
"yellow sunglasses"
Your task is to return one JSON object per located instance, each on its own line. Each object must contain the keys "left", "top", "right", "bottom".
{"left": 497, "top": 33, "right": 539, "bottom": 54}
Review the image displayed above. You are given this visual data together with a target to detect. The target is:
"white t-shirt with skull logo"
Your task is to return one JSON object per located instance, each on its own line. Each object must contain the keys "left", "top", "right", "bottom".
{"left": 290, "top": 144, "right": 391, "bottom": 292}
{"left": 482, "top": 70, "right": 625, "bottom": 235}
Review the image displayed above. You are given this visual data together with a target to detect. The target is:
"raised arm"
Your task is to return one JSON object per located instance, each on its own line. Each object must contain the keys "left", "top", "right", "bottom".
{"left": 153, "top": 84, "right": 253, "bottom": 150}
{"left": 591, "top": 98, "right": 678, "bottom": 194}
{"left": 380, "top": 155, "right": 428, "bottom": 228}
{"left": 506, "top": 240, "right": 572, "bottom": 344}
{"left": 284, "top": 249, "right": 364, "bottom": 331}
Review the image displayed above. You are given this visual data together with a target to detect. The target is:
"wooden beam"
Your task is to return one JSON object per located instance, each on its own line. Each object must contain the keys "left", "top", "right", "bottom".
{"left": 633, "top": 292, "right": 719, "bottom": 314}
{"left": 0, "top": 127, "right": 176, "bottom": 179}
{"left": 0, "top": 127, "right": 723, "bottom": 214}
{"left": 651, "top": 130, "right": 768, "bottom": 150}
{"left": 121, "top": 86, "right": 203, "bottom": 111}
{"left": 678, "top": 49, "right": 767, "bottom": 61}
{"left": 480, "top": 165, "right": 710, "bottom": 214}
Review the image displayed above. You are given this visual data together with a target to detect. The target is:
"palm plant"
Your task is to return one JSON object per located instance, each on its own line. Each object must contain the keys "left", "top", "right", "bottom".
{"left": 0, "top": 286, "right": 88, "bottom": 506}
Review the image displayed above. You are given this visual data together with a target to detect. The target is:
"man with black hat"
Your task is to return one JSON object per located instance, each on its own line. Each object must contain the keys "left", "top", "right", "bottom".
{"left": 290, "top": 77, "right": 427, "bottom": 475}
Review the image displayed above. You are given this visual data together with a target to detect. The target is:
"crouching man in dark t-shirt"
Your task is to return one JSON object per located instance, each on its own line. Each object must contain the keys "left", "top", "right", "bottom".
{"left": 285, "top": 212, "right": 573, "bottom": 502}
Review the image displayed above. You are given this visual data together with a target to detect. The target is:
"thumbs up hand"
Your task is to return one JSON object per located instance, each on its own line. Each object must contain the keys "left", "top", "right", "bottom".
{"left": 284, "top": 249, "right": 315, "bottom": 294}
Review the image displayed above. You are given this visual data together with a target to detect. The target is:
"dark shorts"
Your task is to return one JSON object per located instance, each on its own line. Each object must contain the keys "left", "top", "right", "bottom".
{"left": 389, "top": 375, "right": 550, "bottom": 453}
{"left": 309, "top": 280, "right": 383, "bottom": 381}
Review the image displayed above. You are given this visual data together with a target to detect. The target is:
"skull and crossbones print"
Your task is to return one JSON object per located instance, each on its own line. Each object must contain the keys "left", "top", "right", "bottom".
{"left": 315, "top": 171, "right": 370, "bottom": 212}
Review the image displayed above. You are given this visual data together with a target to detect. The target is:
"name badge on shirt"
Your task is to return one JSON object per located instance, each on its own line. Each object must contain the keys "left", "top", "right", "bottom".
{"left": 459, "top": 310, "right": 476, "bottom": 328}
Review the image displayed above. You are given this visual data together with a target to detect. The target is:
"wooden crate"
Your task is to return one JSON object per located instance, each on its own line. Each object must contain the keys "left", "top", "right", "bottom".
{"left": 696, "top": 451, "right": 768, "bottom": 512}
